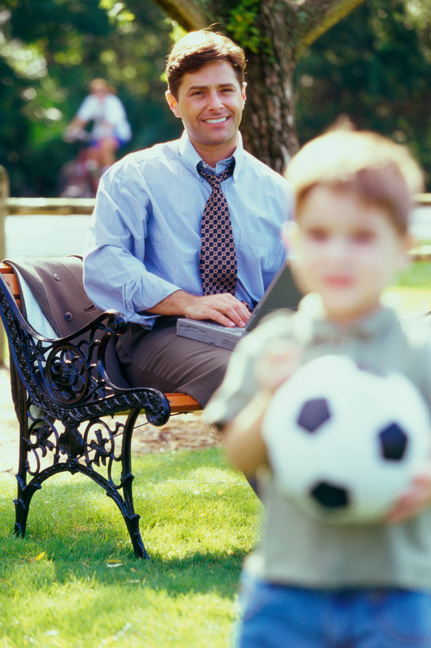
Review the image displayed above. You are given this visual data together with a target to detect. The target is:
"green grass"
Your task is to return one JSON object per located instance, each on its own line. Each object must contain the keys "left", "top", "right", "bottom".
{"left": 0, "top": 449, "right": 261, "bottom": 648}
{"left": 396, "top": 259, "right": 431, "bottom": 289}
{"left": 384, "top": 261, "right": 431, "bottom": 316}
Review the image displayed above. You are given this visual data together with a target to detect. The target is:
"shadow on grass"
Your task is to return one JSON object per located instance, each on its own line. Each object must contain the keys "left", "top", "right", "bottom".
{"left": 1, "top": 537, "right": 247, "bottom": 600}
{"left": 0, "top": 448, "right": 259, "bottom": 601}
{"left": 0, "top": 527, "right": 249, "bottom": 601}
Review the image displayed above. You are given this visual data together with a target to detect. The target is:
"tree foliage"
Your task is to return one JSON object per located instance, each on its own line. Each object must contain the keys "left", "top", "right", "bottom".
{"left": 0, "top": 0, "right": 180, "bottom": 196}
{"left": 295, "top": 0, "right": 431, "bottom": 188}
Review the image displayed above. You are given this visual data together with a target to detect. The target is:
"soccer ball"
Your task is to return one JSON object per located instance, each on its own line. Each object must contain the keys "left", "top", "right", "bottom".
{"left": 262, "top": 355, "right": 431, "bottom": 524}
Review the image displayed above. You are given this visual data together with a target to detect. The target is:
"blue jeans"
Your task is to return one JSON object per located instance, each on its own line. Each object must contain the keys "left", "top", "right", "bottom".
{"left": 236, "top": 573, "right": 431, "bottom": 647}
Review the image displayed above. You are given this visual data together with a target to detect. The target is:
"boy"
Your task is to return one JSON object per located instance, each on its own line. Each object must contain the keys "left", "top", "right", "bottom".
{"left": 205, "top": 129, "right": 431, "bottom": 647}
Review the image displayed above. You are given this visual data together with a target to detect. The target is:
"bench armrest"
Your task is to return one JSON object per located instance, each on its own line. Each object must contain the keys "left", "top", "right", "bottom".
{"left": 0, "top": 273, "right": 171, "bottom": 426}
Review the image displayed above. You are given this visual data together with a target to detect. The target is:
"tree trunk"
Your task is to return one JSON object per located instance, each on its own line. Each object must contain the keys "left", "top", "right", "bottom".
{"left": 241, "top": 5, "right": 299, "bottom": 172}
{"left": 241, "top": 0, "right": 366, "bottom": 170}
{"left": 148, "top": 0, "right": 209, "bottom": 28}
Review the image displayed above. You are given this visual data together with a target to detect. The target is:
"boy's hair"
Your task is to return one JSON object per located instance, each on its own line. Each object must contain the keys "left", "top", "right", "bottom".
{"left": 285, "top": 129, "right": 424, "bottom": 234}
{"left": 166, "top": 29, "right": 246, "bottom": 99}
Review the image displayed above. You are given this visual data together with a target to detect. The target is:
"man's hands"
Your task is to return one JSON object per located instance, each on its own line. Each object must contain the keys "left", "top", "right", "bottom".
{"left": 147, "top": 290, "right": 251, "bottom": 328}
{"left": 183, "top": 293, "right": 250, "bottom": 327}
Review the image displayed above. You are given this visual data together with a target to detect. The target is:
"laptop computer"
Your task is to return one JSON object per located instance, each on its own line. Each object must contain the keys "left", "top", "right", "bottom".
{"left": 176, "top": 263, "right": 303, "bottom": 350}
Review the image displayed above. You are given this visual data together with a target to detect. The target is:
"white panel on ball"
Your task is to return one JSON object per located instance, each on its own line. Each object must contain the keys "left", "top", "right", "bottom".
{"left": 262, "top": 355, "right": 431, "bottom": 524}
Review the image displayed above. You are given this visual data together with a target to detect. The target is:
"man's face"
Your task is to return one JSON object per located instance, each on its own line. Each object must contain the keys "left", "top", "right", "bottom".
{"left": 166, "top": 60, "right": 246, "bottom": 162}
{"left": 290, "top": 185, "right": 409, "bottom": 323}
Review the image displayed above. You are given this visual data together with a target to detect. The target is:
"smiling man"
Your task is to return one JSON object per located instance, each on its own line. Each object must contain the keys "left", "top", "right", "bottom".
{"left": 83, "top": 30, "right": 294, "bottom": 407}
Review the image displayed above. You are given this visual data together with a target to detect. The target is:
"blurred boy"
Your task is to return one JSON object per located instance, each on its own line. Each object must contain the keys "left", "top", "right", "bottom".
{"left": 205, "top": 129, "right": 431, "bottom": 647}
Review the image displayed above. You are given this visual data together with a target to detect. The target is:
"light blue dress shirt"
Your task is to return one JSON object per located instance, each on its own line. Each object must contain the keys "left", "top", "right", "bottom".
{"left": 84, "top": 131, "right": 294, "bottom": 327}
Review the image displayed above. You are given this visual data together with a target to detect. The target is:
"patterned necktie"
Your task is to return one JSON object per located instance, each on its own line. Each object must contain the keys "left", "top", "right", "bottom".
{"left": 198, "top": 160, "right": 237, "bottom": 296}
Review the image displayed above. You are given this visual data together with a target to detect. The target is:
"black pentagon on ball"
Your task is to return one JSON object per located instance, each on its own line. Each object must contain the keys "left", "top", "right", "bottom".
{"left": 310, "top": 481, "right": 350, "bottom": 509}
{"left": 297, "top": 398, "right": 331, "bottom": 433}
{"left": 378, "top": 423, "right": 409, "bottom": 461}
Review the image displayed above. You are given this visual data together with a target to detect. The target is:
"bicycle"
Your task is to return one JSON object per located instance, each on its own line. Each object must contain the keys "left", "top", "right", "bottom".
{"left": 59, "top": 127, "right": 101, "bottom": 198}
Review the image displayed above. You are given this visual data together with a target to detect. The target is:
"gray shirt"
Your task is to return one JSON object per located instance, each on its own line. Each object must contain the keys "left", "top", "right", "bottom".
{"left": 206, "top": 295, "right": 431, "bottom": 589}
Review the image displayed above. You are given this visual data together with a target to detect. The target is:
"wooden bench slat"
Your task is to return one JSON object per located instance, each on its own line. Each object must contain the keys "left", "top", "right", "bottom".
{"left": 0, "top": 262, "right": 19, "bottom": 298}
{"left": 166, "top": 393, "right": 202, "bottom": 412}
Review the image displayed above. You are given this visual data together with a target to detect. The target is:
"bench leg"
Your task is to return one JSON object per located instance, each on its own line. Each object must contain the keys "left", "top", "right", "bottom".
{"left": 12, "top": 409, "right": 150, "bottom": 559}
{"left": 14, "top": 372, "right": 148, "bottom": 559}
{"left": 119, "top": 407, "right": 150, "bottom": 559}
{"left": 105, "top": 472, "right": 149, "bottom": 560}
{"left": 14, "top": 387, "right": 34, "bottom": 538}
{"left": 14, "top": 481, "right": 40, "bottom": 538}
{"left": 13, "top": 461, "right": 149, "bottom": 559}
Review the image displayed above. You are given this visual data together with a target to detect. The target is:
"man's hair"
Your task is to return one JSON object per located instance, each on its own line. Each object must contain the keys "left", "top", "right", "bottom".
{"left": 285, "top": 129, "right": 424, "bottom": 234}
{"left": 166, "top": 30, "right": 246, "bottom": 99}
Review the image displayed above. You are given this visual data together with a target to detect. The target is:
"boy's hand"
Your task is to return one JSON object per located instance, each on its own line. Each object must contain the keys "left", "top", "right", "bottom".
{"left": 255, "top": 340, "right": 303, "bottom": 393}
{"left": 386, "top": 465, "right": 431, "bottom": 524}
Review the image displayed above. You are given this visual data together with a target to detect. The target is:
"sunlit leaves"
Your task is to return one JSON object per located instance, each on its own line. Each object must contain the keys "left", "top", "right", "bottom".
{"left": 0, "top": 0, "right": 176, "bottom": 196}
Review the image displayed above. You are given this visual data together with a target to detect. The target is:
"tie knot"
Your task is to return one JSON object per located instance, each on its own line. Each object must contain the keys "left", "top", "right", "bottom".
{"left": 198, "top": 160, "right": 235, "bottom": 188}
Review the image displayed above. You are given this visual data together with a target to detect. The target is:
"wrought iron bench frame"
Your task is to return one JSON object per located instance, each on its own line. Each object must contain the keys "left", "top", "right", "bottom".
{"left": 0, "top": 261, "right": 200, "bottom": 559}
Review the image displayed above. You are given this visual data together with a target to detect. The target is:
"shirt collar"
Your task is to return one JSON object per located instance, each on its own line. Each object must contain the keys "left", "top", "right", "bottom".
{"left": 177, "top": 130, "right": 244, "bottom": 181}
{"left": 297, "top": 293, "right": 399, "bottom": 342}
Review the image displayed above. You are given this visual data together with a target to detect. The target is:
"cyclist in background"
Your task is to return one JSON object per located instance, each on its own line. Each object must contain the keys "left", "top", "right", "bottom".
{"left": 64, "top": 78, "right": 132, "bottom": 194}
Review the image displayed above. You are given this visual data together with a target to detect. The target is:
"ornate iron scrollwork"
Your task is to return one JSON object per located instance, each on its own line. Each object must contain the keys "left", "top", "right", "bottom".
{"left": 46, "top": 344, "right": 89, "bottom": 404}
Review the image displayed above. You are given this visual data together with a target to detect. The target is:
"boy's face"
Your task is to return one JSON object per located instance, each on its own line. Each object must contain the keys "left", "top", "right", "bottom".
{"left": 290, "top": 185, "right": 410, "bottom": 323}
{"left": 166, "top": 60, "right": 246, "bottom": 164}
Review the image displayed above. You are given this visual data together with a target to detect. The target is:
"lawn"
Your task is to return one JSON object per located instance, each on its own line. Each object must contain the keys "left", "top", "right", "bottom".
{"left": 384, "top": 260, "right": 431, "bottom": 316}
{"left": 0, "top": 449, "right": 260, "bottom": 647}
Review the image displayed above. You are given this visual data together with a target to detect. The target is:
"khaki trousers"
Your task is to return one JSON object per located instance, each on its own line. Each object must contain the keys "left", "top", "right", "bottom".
{"left": 116, "top": 317, "right": 232, "bottom": 407}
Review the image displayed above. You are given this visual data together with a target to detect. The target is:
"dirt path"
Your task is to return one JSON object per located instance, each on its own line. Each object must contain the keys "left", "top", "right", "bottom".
{"left": 0, "top": 367, "right": 21, "bottom": 476}
{"left": 0, "top": 367, "right": 221, "bottom": 476}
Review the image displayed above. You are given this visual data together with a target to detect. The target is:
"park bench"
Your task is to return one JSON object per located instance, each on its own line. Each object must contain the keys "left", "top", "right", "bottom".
{"left": 0, "top": 257, "right": 201, "bottom": 559}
